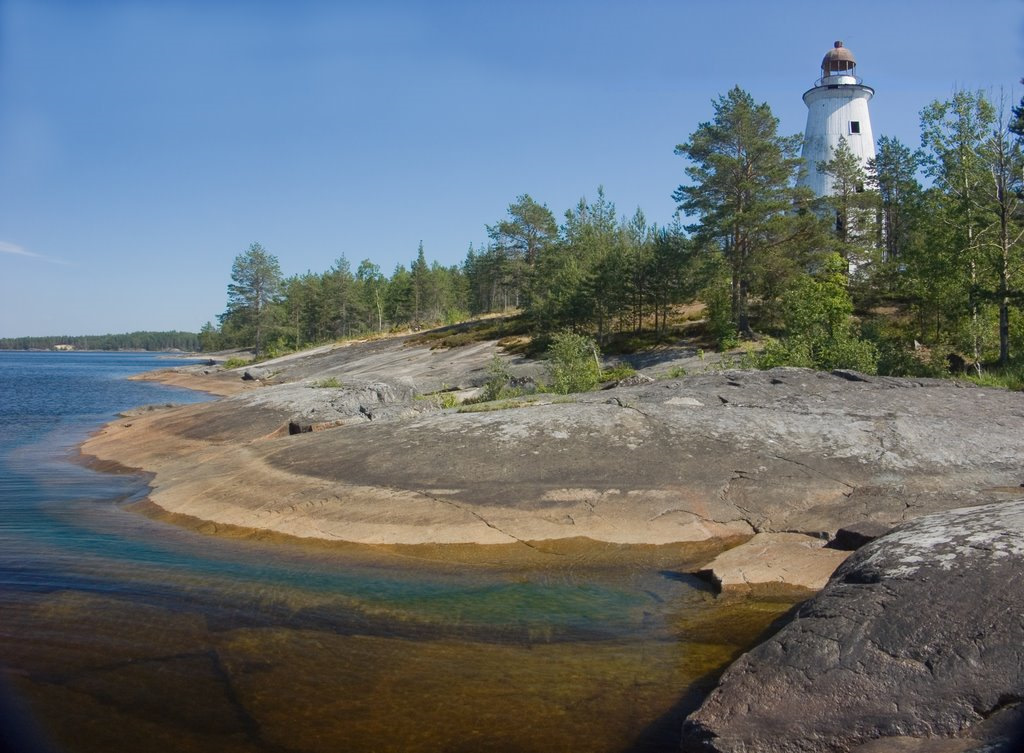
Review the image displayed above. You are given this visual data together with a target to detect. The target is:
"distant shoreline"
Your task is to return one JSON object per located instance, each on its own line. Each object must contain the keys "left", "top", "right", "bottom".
{"left": 0, "top": 330, "right": 200, "bottom": 353}
{"left": 0, "top": 348, "right": 188, "bottom": 353}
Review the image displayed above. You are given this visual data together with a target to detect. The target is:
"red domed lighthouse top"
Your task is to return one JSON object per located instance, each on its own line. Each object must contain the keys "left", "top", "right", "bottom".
{"left": 822, "top": 41, "right": 857, "bottom": 75}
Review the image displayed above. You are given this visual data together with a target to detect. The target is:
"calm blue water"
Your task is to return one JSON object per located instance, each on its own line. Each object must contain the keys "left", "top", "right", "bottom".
{"left": 0, "top": 352, "right": 663, "bottom": 633}
{"left": 0, "top": 352, "right": 771, "bottom": 753}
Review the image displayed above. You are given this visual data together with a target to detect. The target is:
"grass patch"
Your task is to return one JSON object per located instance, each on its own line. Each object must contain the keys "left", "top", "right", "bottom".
{"left": 222, "top": 357, "right": 252, "bottom": 369}
{"left": 600, "top": 363, "right": 637, "bottom": 381}
{"left": 415, "top": 390, "right": 460, "bottom": 409}
{"left": 310, "top": 377, "right": 343, "bottom": 388}
{"left": 457, "top": 398, "right": 535, "bottom": 414}
{"left": 408, "top": 315, "right": 531, "bottom": 350}
{"left": 597, "top": 322, "right": 709, "bottom": 356}
{"left": 963, "top": 363, "right": 1024, "bottom": 391}
{"left": 436, "top": 392, "right": 459, "bottom": 408}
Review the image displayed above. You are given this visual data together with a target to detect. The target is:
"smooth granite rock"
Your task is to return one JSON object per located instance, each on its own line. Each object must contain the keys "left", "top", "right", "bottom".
{"left": 681, "top": 500, "right": 1024, "bottom": 753}
{"left": 84, "top": 351, "right": 1024, "bottom": 548}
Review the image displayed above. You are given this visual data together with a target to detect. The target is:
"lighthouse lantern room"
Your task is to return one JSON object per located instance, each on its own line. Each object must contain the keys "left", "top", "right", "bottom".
{"left": 798, "top": 41, "right": 876, "bottom": 198}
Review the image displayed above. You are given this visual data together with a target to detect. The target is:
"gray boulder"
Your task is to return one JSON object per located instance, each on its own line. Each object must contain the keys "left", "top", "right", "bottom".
{"left": 241, "top": 366, "right": 270, "bottom": 381}
{"left": 681, "top": 500, "right": 1024, "bottom": 753}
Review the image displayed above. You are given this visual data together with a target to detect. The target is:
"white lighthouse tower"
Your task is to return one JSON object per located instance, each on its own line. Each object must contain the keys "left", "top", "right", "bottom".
{"left": 799, "top": 41, "right": 876, "bottom": 197}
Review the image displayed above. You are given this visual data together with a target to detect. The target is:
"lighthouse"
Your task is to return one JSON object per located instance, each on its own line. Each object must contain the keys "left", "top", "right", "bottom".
{"left": 799, "top": 41, "right": 876, "bottom": 197}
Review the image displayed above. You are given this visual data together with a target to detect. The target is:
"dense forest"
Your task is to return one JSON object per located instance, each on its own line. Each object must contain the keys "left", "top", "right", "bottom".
{"left": 0, "top": 331, "right": 201, "bottom": 352}
{"left": 206, "top": 85, "right": 1024, "bottom": 383}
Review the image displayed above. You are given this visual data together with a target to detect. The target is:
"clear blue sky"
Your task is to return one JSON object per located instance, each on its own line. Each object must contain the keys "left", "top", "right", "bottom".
{"left": 1, "top": 0, "right": 1022, "bottom": 337}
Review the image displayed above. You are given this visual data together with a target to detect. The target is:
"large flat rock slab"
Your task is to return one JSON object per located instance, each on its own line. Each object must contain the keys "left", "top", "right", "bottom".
{"left": 697, "top": 533, "right": 851, "bottom": 593}
{"left": 681, "top": 500, "right": 1024, "bottom": 753}
{"left": 84, "top": 363, "right": 1024, "bottom": 552}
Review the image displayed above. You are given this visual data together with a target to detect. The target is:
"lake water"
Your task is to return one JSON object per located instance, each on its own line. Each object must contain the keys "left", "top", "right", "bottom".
{"left": 0, "top": 351, "right": 795, "bottom": 753}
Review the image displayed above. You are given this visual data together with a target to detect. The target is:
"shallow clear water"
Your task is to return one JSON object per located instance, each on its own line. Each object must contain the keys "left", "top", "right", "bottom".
{"left": 0, "top": 352, "right": 795, "bottom": 753}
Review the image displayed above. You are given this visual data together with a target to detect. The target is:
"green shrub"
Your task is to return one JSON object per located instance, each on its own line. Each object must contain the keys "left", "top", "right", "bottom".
{"left": 443, "top": 307, "right": 471, "bottom": 326}
{"left": 600, "top": 363, "right": 637, "bottom": 382}
{"left": 223, "top": 357, "right": 252, "bottom": 369}
{"left": 753, "top": 329, "right": 879, "bottom": 374}
{"left": 665, "top": 365, "right": 688, "bottom": 379}
{"left": 750, "top": 255, "right": 879, "bottom": 374}
{"left": 874, "top": 339, "right": 936, "bottom": 378}
{"left": 417, "top": 390, "right": 460, "bottom": 408}
{"left": 546, "top": 331, "right": 602, "bottom": 394}
{"left": 703, "top": 280, "right": 739, "bottom": 350}
{"left": 480, "top": 355, "right": 518, "bottom": 402}
{"left": 262, "top": 344, "right": 287, "bottom": 360}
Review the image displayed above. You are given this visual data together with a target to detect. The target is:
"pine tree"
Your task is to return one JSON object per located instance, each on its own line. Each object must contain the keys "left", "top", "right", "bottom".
{"left": 410, "top": 242, "right": 429, "bottom": 322}
{"left": 819, "top": 136, "right": 879, "bottom": 271}
{"left": 674, "top": 87, "right": 813, "bottom": 336}
{"left": 223, "top": 242, "right": 283, "bottom": 356}
{"left": 868, "top": 136, "right": 924, "bottom": 268}
{"left": 487, "top": 194, "right": 558, "bottom": 308}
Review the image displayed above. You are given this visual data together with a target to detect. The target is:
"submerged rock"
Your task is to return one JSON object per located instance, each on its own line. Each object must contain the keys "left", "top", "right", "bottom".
{"left": 681, "top": 500, "right": 1024, "bottom": 753}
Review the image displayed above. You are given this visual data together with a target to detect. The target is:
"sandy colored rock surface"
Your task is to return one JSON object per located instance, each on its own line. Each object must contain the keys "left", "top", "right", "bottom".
{"left": 133, "top": 365, "right": 255, "bottom": 396}
{"left": 696, "top": 533, "right": 851, "bottom": 593}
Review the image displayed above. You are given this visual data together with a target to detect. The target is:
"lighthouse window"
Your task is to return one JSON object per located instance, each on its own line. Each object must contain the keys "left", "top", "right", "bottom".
{"left": 849, "top": 121, "right": 861, "bottom": 134}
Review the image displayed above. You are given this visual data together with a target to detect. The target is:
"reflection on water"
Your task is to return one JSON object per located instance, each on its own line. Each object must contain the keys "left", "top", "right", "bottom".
{"left": 0, "top": 354, "right": 799, "bottom": 752}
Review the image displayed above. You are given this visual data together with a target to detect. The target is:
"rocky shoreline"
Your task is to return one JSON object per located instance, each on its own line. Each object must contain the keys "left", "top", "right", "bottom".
{"left": 683, "top": 501, "right": 1024, "bottom": 753}
{"left": 81, "top": 335, "right": 1024, "bottom": 750}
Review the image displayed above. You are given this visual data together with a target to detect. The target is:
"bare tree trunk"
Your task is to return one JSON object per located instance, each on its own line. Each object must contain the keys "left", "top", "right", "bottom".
{"left": 964, "top": 166, "right": 983, "bottom": 376}
{"left": 998, "top": 188, "right": 1011, "bottom": 366}
{"left": 737, "top": 277, "right": 751, "bottom": 338}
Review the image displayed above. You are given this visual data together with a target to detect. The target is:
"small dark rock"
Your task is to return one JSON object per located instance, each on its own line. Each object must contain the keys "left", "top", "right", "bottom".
{"left": 830, "top": 369, "right": 870, "bottom": 382}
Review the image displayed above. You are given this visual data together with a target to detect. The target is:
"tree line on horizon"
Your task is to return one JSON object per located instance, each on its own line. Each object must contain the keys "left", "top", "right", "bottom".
{"left": 0, "top": 331, "right": 201, "bottom": 352}
{"left": 205, "top": 84, "right": 1024, "bottom": 382}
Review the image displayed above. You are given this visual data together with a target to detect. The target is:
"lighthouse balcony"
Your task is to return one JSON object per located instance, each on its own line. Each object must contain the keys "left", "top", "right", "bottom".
{"left": 815, "top": 74, "right": 862, "bottom": 87}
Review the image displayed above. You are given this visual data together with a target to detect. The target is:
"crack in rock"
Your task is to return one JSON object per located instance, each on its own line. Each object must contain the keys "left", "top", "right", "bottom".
{"left": 415, "top": 490, "right": 566, "bottom": 556}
